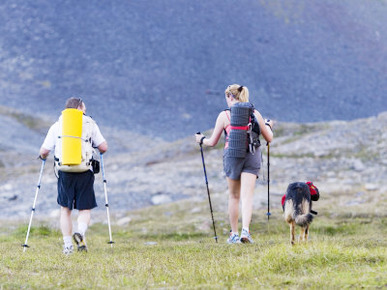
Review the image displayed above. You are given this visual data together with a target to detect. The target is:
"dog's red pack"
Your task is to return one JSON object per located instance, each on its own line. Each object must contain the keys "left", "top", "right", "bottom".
{"left": 281, "top": 181, "right": 319, "bottom": 207}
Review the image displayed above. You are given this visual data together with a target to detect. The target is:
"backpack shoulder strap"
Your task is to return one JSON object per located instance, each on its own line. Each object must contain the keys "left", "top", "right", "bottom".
{"left": 224, "top": 108, "right": 230, "bottom": 119}
{"left": 223, "top": 109, "right": 231, "bottom": 134}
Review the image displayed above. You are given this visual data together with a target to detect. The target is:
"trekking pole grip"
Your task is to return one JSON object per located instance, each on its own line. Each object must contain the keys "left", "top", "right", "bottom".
{"left": 196, "top": 131, "right": 204, "bottom": 147}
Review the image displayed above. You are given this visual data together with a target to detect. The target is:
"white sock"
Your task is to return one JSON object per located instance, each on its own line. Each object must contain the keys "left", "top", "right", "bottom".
{"left": 78, "top": 222, "right": 88, "bottom": 237}
{"left": 242, "top": 227, "right": 249, "bottom": 233}
{"left": 232, "top": 231, "right": 239, "bottom": 236}
{"left": 63, "top": 236, "right": 73, "bottom": 247}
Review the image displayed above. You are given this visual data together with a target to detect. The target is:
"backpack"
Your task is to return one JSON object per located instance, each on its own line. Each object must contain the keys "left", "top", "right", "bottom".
{"left": 306, "top": 181, "right": 320, "bottom": 201}
{"left": 249, "top": 111, "right": 261, "bottom": 152}
{"left": 54, "top": 109, "right": 95, "bottom": 173}
{"left": 226, "top": 102, "right": 260, "bottom": 157}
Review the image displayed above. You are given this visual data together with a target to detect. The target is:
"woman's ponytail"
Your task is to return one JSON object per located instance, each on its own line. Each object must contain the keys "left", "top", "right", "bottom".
{"left": 237, "top": 86, "right": 249, "bottom": 102}
{"left": 225, "top": 84, "right": 250, "bottom": 103}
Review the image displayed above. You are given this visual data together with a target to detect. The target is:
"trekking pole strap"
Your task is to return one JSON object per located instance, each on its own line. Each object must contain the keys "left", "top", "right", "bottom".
{"left": 199, "top": 145, "right": 209, "bottom": 185}
{"left": 37, "top": 159, "right": 46, "bottom": 186}
{"left": 267, "top": 142, "right": 270, "bottom": 220}
{"left": 100, "top": 153, "right": 106, "bottom": 179}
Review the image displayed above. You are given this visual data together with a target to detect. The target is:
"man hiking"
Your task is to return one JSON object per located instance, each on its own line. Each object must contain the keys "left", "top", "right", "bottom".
{"left": 39, "top": 97, "right": 108, "bottom": 254}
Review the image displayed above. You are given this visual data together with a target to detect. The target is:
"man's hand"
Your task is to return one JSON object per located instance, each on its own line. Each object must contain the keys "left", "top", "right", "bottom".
{"left": 98, "top": 141, "right": 108, "bottom": 154}
{"left": 39, "top": 147, "right": 50, "bottom": 160}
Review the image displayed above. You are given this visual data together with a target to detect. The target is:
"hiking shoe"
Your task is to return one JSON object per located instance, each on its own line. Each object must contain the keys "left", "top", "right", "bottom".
{"left": 240, "top": 229, "right": 254, "bottom": 244}
{"left": 227, "top": 231, "right": 241, "bottom": 244}
{"left": 63, "top": 245, "right": 74, "bottom": 255}
{"left": 73, "top": 232, "right": 88, "bottom": 252}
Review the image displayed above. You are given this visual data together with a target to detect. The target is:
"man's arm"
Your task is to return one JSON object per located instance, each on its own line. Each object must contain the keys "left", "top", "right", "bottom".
{"left": 39, "top": 123, "right": 57, "bottom": 160}
{"left": 91, "top": 120, "right": 108, "bottom": 154}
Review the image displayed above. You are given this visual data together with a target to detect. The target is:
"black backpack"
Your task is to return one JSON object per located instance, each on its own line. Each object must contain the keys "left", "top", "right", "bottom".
{"left": 225, "top": 103, "right": 261, "bottom": 155}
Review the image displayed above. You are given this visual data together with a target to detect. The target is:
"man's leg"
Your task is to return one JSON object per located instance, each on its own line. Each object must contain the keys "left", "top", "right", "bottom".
{"left": 60, "top": 206, "right": 73, "bottom": 253}
{"left": 60, "top": 206, "right": 72, "bottom": 236}
{"left": 73, "top": 209, "right": 91, "bottom": 252}
{"left": 77, "top": 209, "right": 91, "bottom": 237}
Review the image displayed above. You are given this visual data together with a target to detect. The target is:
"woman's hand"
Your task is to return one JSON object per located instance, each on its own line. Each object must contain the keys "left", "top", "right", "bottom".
{"left": 195, "top": 133, "right": 205, "bottom": 144}
{"left": 265, "top": 119, "right": 274, "bottom": 131}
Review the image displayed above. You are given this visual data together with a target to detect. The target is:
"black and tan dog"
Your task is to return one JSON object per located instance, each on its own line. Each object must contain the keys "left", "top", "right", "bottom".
{"left": 282, "top": 182, "right": 320, "bottom": 245}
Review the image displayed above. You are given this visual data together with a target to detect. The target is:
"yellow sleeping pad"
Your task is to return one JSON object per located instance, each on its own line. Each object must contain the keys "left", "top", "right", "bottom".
{"left": 61, "top": 108, "right": 83, "bottom": 165}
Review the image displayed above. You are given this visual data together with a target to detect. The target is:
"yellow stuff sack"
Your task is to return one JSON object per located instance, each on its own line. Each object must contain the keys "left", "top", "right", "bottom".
{"left": 54, "top": 109, "right": 95, "bottom": 172}
{"left": 62, "top": 108, "right": 83, "bottom": 165}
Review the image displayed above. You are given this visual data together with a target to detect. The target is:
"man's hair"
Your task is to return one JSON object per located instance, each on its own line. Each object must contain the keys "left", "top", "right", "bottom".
{"left": 65, "top": 97, "right": 83, "bottom": 109}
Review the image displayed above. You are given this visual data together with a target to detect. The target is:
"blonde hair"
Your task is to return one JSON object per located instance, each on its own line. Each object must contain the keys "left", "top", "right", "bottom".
{"left": 225, "top": 84, "right": 249, "bottom": 102}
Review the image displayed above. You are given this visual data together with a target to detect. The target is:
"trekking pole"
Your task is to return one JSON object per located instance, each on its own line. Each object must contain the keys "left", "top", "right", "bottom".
{"left": 197, "top": 132, "right": 218, "bottom": 243}
{"left": 266, "top": 142, "right": 271, "bottom": 220}
{"left": 23, "top": 158, "right": 46, "bottom": 252}
{"left": 100, "top": 153, "right": 114, "bottom": 247}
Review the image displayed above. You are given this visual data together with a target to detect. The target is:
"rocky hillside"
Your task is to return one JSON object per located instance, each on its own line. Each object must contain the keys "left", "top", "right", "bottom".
{"left": 0, "top": 107, "right": 386, "bottom": 222}
{"left": 1, "top": 0, "right": 386, "bottom": 140}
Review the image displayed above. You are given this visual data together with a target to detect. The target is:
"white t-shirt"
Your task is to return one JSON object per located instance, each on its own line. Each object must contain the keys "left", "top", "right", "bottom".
{"left": 41, "top": 115, "right": 105, "bottom": 152}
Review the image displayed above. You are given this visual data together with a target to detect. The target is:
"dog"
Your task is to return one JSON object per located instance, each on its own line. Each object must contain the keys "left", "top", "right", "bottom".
{"left": 281, "top": 182, "right": 320, "bottom": 245}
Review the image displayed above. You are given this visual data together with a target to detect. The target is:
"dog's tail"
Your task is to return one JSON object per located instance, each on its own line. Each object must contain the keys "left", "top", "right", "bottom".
{"left": 295, "top": 213, "right": 313, "bottom": 227}
{"left": 284, "top": 200, "right": 295, "bottom": 224}
{"left": 284, "top": 198, "right": 314, "bottom": 226}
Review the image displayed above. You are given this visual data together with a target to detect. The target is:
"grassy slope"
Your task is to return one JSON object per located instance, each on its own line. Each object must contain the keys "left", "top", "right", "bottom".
{"left": 1, "top": 110, "right": 386, "bottom": 288}
{"left": 1, "top": 193, "right": 386, "bottom": 289}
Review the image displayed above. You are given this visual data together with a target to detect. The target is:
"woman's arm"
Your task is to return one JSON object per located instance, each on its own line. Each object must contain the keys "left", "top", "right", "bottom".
{"left": 195, "top": 111, "right": 226, "bottom": 147}
{"left": 254, "top": 110, "right": 273, "bottom": 143}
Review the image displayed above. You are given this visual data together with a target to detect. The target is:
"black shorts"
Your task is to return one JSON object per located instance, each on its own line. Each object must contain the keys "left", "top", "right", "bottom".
{"left": 57, "top": 170, "right": 97, "bottom": 210}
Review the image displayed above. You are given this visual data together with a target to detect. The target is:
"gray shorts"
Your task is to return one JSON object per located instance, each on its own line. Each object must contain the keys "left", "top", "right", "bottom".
{"left": 223, "top": 148, "right": 261, "bottom": 180}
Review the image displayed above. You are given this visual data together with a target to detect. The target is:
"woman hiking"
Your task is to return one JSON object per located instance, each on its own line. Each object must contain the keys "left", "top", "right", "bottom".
{"left": 195, "top": 84, "right": 273, "bottom": 244}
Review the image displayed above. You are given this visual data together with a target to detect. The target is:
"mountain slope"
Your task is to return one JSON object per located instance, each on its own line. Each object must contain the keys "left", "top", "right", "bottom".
{"left": 0, "top": 0, "right": 386, "bottom": 139}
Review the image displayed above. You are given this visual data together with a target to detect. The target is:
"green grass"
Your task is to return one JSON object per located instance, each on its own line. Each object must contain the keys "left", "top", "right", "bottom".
{"left": 1, "top": 200, "right": 386, "bottom": 289}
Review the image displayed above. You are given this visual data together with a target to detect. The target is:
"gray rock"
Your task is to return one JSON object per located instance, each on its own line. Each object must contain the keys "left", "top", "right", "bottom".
{"left": 116, "top": 216, "right": 132, "bottom": 226}
{"left": 364, "top": 183, "right": 378, "bottom": 191}
{"left": 151, "top": 194, "right": 172, "bottom": 205}
{"left": 352, "top": 160, "right": 365, "bottom": 172}
{"left": 144, "top": 242, "right": 158, "bottom": 246}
